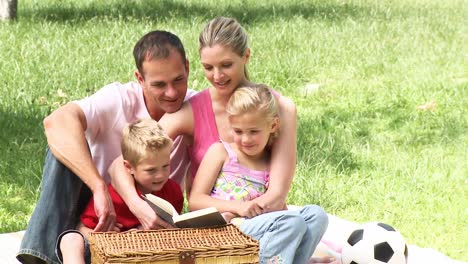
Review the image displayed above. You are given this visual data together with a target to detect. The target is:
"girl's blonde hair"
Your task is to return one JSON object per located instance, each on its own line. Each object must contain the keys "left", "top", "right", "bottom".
{"left": 121, "top": 119, "right": 173, "bottom": 166}
{"left": 226, "top": 84, "right": 280, "bottom": 146}
{"left": 199, "top": 16, "right": 250, "bottom": 79}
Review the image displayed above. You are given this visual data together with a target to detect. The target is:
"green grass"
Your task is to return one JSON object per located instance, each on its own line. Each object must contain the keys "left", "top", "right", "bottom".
{"left": 0, "top": 0, "right": 466, "bottom": 260}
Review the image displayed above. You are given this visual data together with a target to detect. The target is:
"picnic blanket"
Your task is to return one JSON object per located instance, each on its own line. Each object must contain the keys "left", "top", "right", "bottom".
{"left": 310, "top": 213, "right": 465, "bottom": 264}
{"left": 1, "top": 212, "right": 465, "bottom": 263}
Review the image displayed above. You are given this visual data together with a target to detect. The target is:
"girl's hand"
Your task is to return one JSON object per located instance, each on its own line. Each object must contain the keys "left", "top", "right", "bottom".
{"left": 221, "top": 212, "right": 237, "bottom": 223}
{"left": 237, "top": 200, "right": 264, "bottom": 218}
{"left": 253, "top": 192, "right": 287, "bottom": 213}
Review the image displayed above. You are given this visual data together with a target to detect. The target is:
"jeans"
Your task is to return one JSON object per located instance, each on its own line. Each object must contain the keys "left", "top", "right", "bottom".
{"left": 239, "top": 205, "right": 328, "bottom": 264}
{"left": 17, "top": 146, "right": 91, "bottom": 264}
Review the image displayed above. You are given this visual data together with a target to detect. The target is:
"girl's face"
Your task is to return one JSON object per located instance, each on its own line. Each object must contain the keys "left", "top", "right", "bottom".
{"left": 229, "top": 111, "right": 278, "bottom": 159}
{"left": 200, "top": 44, "right": 250, "bottom": 96}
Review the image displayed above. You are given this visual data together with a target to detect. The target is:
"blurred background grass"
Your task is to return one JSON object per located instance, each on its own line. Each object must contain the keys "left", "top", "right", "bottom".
{"left": 0, "top": 0, "right": 466, "bottom": 260}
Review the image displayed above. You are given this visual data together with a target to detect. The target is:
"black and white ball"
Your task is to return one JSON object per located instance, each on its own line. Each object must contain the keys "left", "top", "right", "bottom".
{"left": 341, "top": 222, "right": 408, "bottom": 264}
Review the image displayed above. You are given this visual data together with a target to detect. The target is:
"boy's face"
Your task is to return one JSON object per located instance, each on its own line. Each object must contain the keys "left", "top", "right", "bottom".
{"left": 124, "top": 144, "right": 172, "bottom": 194}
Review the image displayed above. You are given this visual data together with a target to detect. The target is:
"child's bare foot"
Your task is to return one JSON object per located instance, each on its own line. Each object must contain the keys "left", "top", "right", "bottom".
{"left": 309, "top": 256, "right": 341, "bottom": 264}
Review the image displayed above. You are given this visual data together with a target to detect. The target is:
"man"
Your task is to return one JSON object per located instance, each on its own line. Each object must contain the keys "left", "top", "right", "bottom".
{"left": 17, "top": 30, "right": 195, "bottom": 264}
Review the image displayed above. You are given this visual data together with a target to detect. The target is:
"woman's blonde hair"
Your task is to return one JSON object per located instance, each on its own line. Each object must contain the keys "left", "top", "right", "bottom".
{"left": 121, "top": 119, "right": 173, "bottom": 166}
{"left": 226, "top": 84, "right": 279, "bottom": 146}
{"left": 199, "top": 16, "right": 250, "bottom": 79}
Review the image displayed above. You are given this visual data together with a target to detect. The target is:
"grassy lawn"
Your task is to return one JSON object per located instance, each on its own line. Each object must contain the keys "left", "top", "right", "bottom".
{"left": 0, "top": 0, "right": 466, "bottom": 260}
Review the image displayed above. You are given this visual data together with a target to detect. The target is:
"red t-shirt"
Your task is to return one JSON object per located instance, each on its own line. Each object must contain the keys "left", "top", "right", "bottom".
{"left": 80, "top": 179, "right": 183, "bottom": 230}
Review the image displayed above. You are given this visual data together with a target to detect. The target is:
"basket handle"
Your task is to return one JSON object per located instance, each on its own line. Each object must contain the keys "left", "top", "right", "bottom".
{"left": 179, "top": 251, "right": 195, "bottom": 264}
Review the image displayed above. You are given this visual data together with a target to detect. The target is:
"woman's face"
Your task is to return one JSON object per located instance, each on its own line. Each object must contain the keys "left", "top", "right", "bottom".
{"left": 200, "top": 44, "right": 250, "bottom": 96}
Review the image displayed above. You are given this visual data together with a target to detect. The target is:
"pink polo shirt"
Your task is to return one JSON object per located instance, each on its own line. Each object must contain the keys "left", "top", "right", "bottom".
{"left": 74, "top": 81, "right": 196, "bottom": 186}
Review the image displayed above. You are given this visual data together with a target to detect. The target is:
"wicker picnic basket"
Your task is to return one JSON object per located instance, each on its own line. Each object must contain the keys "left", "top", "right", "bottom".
{"left": 88, "top": 224, "right": 259, "bottom": 263}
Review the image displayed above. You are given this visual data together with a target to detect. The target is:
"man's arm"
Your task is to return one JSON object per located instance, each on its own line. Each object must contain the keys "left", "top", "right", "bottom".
{"left": 254, "top": 95, "right": 297, "bottom": 212}
{"left": 43, "top": 102, "right": 116, "bottom": 231}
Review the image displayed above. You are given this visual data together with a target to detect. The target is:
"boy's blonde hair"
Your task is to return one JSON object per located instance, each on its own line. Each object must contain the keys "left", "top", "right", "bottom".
{"left": 121, "top": 119, "right": 173, "bottom": 166}
{"left": 199, "top": 16, "right": 250, "bottom": 79}
{"left": 226, "top": 84, "right": 280, "bottom": 145}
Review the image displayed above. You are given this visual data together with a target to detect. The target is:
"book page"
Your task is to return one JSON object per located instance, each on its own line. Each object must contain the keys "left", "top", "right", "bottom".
{"left": 142, "top": 194, "right": 178, "bottom": 226}
{"left": 173, "top": 207, "right": 227, "bottom": 228}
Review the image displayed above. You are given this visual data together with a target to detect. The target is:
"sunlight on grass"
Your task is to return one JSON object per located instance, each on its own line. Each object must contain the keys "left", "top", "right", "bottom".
{"left": 0, "top": 0, "right": 466, "bottom": 260}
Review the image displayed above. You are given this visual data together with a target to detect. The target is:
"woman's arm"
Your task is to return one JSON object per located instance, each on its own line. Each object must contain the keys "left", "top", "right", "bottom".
{"left": 158, "top": 102, "right": 194, "bottom": 139}
{"left": 254, "top": 95, "right": 297, "bottom": 212}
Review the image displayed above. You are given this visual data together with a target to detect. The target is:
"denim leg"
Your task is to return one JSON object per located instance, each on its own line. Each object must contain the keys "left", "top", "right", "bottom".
{"left": 293, "top": 205, "right": 329, "bottom": 263}
{"left": 16, "top": 146, "right": 91, "bottom": 264}
{"left": 239, "top": 210, "right": 309, "bottom": 264}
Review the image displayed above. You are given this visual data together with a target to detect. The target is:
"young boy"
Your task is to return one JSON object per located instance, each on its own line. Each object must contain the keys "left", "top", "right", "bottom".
{"left": 56, "top": 119, "right": 183, "bottom": 264}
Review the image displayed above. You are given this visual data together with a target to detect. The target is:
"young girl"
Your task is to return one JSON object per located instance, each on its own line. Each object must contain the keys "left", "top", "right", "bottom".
{"left": 189, "top": 85, "right": 328, "bottom": 264}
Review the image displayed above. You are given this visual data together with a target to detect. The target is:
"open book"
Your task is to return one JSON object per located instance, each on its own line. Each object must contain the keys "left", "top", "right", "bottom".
{"left": 142, "top": 193, "right": 227, "bottom": 228}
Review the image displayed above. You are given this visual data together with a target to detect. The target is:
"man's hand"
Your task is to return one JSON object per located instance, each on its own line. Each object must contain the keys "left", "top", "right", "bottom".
{"left": 92, "top": 187, "right": 117, "bottom": 232}
{"left": 131, "top": 199, "right": 174, "bottom": 230}
{"left": 109, "top": 222, "right": 123, "bottom": 232}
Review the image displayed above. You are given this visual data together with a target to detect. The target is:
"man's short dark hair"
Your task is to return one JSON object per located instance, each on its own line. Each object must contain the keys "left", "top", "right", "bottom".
{"left": 133, "top": 31, "right": 186, "bottom": 76}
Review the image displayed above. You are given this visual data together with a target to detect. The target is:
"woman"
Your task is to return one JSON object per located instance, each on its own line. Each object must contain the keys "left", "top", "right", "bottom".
{"left": 162, "top": 17, "right": 298, "bottom": 212}
{"left": 164, "top": 17, "right": 328, "bottom": 263}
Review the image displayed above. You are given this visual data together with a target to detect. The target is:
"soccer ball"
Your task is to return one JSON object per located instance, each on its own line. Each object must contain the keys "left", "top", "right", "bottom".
{"left": 341, "top": 222, "right": 408, "bottom": 264}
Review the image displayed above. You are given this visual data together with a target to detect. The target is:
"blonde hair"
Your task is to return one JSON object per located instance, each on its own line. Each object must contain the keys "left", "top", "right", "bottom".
{"left": 121, "top": 119, "right": 173, "bottom": 166}
{"left": 199, "top": 16, "right": 249, "bottom": 79}
{"left": 227, "top": 84, "right": 280, "bottom": 145}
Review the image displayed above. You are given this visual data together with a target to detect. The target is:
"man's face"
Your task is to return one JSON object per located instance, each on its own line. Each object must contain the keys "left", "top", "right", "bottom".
{"left": 136, "top": 51, "right": 189, "bottom": 120}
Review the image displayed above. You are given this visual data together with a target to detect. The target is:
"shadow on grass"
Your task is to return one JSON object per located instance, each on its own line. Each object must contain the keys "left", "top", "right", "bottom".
{"left": 0, "top": 106, "right": 46, "bottom": 191}
{"left": 19, "top": 0, "right": 375, "bottom": 24}
{"left": 0, "top": 106, "right": 45, "bottom": 231}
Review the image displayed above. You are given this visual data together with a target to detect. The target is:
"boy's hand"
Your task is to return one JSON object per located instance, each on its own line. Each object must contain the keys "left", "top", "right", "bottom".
{"left": 131, "top": 199, "right": 173, "bottom": 230}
